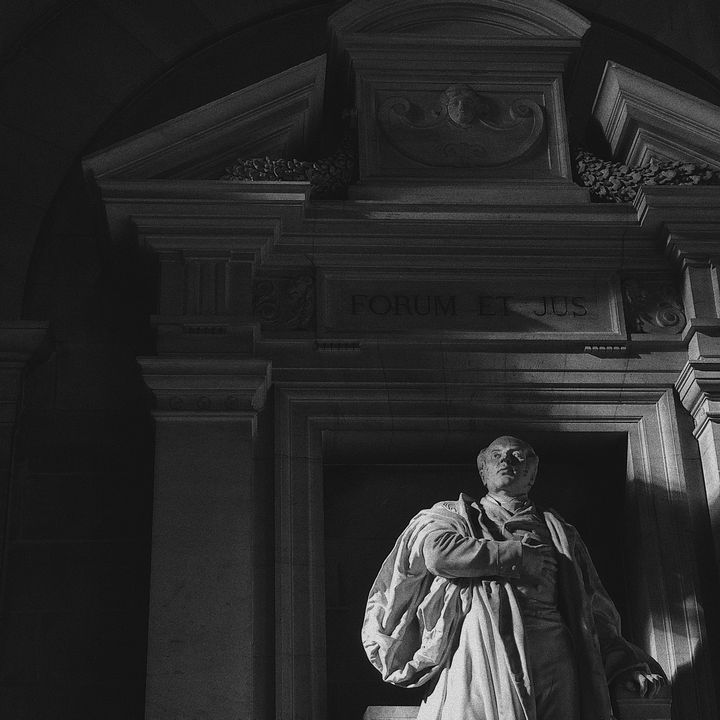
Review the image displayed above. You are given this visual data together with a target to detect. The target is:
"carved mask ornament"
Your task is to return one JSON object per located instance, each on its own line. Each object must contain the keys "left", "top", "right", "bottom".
{"left": 377, "top": 84, "right": 545, "bottom": 168}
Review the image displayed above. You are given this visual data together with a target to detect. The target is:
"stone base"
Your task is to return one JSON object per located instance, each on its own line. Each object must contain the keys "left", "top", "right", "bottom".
{"left": 363, "top": 707, "right": 418, "bottom": 720}
{"left": 364, "top": 695, "right": 673, "bottom": 720}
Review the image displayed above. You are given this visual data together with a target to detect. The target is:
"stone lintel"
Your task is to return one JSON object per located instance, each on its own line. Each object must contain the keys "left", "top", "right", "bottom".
{"left": 138, "top": 356, "right": 271, "bottom": 415}
{"left": 593, "top": 62, "right": 720, "bottom": 168}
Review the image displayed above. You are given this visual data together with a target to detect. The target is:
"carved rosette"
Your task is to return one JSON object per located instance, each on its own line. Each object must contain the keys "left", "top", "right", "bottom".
{"left": 622, "top": 279, "right": 686, "bottom": 335}
{"left": 253, "top": 274, "right": 315, "bottom": 331}
{"left": 576, "top": 150, "right": 720, "bottom": 203}
{"left": 377, "top": 86, "right": 545, "bottom": 167}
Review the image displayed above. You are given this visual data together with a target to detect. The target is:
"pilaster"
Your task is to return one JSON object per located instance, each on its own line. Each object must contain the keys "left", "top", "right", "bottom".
{"left": 139, "top": 356, "right": 271, "bottom": 720}
{"left": 636, "top": 187, "right": 720, "bottom": 578}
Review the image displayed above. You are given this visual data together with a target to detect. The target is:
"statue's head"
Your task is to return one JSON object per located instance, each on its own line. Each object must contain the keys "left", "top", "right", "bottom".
{"left": 441, "top": 84, "right": 482, "bottom": 128}
{"left": 476, "top": 436, "right": 538, "bottom": 496}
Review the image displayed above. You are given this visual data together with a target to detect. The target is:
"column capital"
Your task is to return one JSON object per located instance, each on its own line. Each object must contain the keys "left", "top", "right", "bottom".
{"left": 138, "top": 356, "right": 271, "bottom": 417}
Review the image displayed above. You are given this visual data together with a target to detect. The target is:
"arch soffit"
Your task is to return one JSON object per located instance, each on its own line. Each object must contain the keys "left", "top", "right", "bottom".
{"left": 329, "top": 0, "right": 590, "bottom": 39}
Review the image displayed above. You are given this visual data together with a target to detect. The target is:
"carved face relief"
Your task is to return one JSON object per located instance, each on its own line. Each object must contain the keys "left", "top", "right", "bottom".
{"left": 442, "top": 85, "right": 482, "bottom": 128}
{"left": 477, "top": 436, "right": 538, "bottom": 496}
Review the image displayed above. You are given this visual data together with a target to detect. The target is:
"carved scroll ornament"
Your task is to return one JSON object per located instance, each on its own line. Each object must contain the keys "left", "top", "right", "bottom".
{"left": 377, "top": 85, "right": 545, "bottom": 167}
{"left": 253, "top": 275, "right": 315, "bottom": 330}
{"left": 577, "top": 150, "right": 720, "bottom": 203}
{"left": 623, "top": 279, "right": 686, "bottom": 335}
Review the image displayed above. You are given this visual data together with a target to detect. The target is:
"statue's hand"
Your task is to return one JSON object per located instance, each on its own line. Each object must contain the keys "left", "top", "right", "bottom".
{"left": 520, "top": 542, "right": 556, "bottom": 579}
{"left": 617, "top": 669, "right": 666, "bottom": 698}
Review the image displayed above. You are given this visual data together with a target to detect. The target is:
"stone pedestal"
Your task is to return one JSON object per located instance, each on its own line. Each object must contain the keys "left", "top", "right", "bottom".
{"left": 140, "top": 357, "right": 270, "bottom": 720}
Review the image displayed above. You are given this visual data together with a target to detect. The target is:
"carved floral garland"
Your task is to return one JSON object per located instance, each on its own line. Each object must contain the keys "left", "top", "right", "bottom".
{"left": 576, "top": 150, "right": 720, "bottom": 203}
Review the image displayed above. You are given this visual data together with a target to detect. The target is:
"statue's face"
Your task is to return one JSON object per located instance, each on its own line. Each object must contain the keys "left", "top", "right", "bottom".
{"left": 478, "top": 436, "right": 538, "bottom": 495}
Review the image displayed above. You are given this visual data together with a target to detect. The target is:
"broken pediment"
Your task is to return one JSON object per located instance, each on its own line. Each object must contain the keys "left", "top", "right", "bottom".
{"left": 82, "top": 55, "right": 326, "bottom": 181}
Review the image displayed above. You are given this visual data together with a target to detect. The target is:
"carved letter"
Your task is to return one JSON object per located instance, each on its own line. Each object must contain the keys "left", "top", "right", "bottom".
{"left": 534, "top": 297, "right": 548, "bottom": 316}
{"left": 394, "top": 295, "right": 412, "bottom": 315}
{"left": 414, "top": 296, "right": 432, "bottom": 316}
{"left": 351, "top": 295, "right": 367, "bottom": 315}
{"left": 369, "top": 295, "right": 392, "bottom": 315}
{"left": 571, "top": 297, "right": 587, "bottom": 317}
{"left": 435, "top": 296, "right": 457, "bottom": 316}
{"left": 551, "top": 296, "right": 568, "bottom": 316}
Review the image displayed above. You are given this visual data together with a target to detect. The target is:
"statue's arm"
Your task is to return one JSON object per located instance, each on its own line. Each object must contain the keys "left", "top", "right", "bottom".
{"left": 422, "top": 527, "right": 524, "bottom": 579}
{"left": 572, "top": 528, "right": 667, "bottom": 695}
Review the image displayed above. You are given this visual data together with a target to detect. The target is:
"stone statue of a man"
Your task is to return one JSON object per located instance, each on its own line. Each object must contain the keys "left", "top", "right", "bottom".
{"left": 362, "top": 435, "right": 666, "bottom": 720}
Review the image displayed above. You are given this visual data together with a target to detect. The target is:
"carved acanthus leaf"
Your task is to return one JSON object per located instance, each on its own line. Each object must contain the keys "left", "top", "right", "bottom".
{"left": 576, "top": 150, "right": 720, "bottom": 203}
{"left": 221, "top": 131, "right": 356, "bottom": 198}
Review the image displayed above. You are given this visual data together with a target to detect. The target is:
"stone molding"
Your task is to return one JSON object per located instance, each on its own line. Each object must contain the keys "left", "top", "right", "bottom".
{"left": 593, "top": 62, "right": 720, "bottom": 168}
{"left": 675, "top": 362, "right": 720, "bottom": 438}
{"left": 329, "top": 0, "right": 590, "bottom": 39}
{"left": 138, "top": 357, "right": 271, "bottom": 415}
{"left": 83, "top": 56, "right": 326, "bottom": 181}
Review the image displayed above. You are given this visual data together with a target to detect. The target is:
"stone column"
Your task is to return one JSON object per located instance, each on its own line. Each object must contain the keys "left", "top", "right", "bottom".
{"left": 0, "top": 322, "right": 47, "bottom": 566}
{"left": 139, "top": 356, "right": 271, "bottom": 720}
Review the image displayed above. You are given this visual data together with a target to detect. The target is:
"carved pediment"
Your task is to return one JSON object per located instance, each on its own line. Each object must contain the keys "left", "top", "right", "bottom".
{"left": 82, "top": 56, "right": 326, "bottom": 181}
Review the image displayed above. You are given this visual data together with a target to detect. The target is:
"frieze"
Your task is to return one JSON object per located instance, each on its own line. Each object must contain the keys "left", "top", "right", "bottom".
{"left": 221, "top": 130, "right": 356, "bottom": 198}
{"left": 253, "top": 273, "right": 315, "bottom": 331}
{"left": 622, "top": 279, "right": 686, "bottom": 335}
{"left": 576, "top": 150, "right": 720, "bottom": 203}
{"left": 377, "top": 86, "right": 545, "bottom": 168}
{"left": 320, "top": 272, "right": 625, "bottom": 339}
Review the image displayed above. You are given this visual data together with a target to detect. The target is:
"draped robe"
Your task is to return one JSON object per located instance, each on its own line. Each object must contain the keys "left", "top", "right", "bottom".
{"left": 362, "top": 493, "right": 662, "bottom": 720}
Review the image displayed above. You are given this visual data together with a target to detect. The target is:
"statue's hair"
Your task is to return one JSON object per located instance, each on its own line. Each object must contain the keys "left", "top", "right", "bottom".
{"left": 476, "top": 436, "right": 537, "bottom": 487}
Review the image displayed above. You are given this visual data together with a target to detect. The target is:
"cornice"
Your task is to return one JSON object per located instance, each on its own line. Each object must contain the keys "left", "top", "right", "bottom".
{"left": 593, "top": 62, "right": 720, "bottom": 168}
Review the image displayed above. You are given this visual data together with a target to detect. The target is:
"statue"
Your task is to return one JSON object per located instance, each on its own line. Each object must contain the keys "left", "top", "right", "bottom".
{"left": 362, "top": 435, "right": 666, "bottom": 720}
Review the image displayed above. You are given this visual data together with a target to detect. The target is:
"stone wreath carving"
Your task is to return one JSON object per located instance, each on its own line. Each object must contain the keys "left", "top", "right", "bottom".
{"left": 623, "top": 279, "right": 686, "bottom": 334}
{"left": 576, "top": 150, "right": 720, "bottom": 203}
{"left": 377, "top": 85, "right": 545, "bottom": 167}
{"left": 221, "top": 131, "right": 355, "bottom": 198}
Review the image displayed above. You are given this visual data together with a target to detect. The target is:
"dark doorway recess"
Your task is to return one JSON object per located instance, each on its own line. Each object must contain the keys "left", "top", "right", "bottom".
{"left": 324, "top": 431, "right": 628, "bottom": 720}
